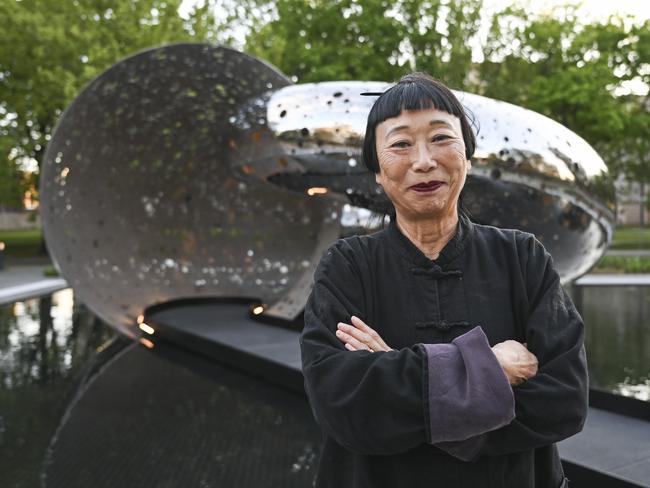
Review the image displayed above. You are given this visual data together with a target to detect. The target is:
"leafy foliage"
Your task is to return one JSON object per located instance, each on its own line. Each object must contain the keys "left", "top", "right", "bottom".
{"left": 611, "top": 225, "right": 650, "bottom": 250}
{"left": 0, "top": 227, "right": 44, "bottom": 256}
{"left": 0, "top": 0, "right": 224, "bottom": 205}
{"left": 1, "top": 0, "right": 649, "bottom": 209}
{"left": 479, "top": 5, "right": 649, "bottom": 183}
{"left": 593, "top": 255, "right": 650, "bottom": 273}
{"left": 246, "top": 0, "right": 483, "bottom": 86}
{"left": 246, "top": 0, "right": 649, "bottom": 185}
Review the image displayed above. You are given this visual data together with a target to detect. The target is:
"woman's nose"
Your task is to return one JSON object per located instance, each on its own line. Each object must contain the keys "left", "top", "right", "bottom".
{"left": 412, "top": 142, "right": 437, "bottom": 171}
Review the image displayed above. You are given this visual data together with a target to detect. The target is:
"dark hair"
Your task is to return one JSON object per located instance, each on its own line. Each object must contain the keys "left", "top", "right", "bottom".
{"left": 362, "top": 72, "right": 476, "bottom": 173}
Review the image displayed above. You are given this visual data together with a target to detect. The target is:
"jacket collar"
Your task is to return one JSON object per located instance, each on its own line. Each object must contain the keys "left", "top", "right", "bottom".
{"left": 386, "top": 213, "right": 473, "bottom": 269}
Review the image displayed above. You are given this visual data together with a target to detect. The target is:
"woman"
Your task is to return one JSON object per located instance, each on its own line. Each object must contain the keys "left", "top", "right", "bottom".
{"left": 299, "top": 72, "right": 587, "bottom": 488}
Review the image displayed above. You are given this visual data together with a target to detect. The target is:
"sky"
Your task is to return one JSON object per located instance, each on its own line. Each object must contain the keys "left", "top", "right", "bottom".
{"left": 483, "top": 0, "right": 650, "bottom": 22}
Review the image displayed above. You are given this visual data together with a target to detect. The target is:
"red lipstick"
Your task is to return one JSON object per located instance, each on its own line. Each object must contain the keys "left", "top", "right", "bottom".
{"left": 410, "top": 180, "right": 444, "bottom": 192}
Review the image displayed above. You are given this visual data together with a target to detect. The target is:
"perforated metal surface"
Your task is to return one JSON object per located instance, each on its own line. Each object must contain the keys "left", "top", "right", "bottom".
{"left": 41, "top": 44, "right": 615, "bottom": 338}
{"left": 265, "top": 81, "right": 615, "bottom": 280}
{"left": 41, "top": 44, "right": 339, "bottom": 336}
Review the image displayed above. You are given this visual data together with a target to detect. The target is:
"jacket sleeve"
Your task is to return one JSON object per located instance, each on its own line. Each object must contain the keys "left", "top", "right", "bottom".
{"left": 300, "top": 240, "right": 514, "bottom": 456}
{"left": 437, "top": 234, "right": 588, "bottom": 461}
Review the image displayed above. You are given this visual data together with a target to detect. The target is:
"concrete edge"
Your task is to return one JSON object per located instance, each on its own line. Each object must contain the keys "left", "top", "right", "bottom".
{"left": 0, "top": 279, "right": 69, "bottom": 305}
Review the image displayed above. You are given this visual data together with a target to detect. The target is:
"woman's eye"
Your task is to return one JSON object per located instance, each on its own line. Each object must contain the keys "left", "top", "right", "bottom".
{"left": 431, "top": 135, "right": 452, "bottom": 143}
{"left": 391, "top": 141, "right": 410, "bottom": 148}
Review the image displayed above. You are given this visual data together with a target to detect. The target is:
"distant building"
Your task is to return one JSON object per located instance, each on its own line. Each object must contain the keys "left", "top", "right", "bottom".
{"left": 0, "top": 209, "right": 40, "bottom": 230}
{"left": 615, "top": 175, "right": 647, "bottom": 226}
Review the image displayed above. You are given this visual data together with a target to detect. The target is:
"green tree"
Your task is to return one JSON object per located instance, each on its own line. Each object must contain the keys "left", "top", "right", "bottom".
{"left": 478, "top": 6, "right": 649, "bottom": 179}
{"left": 245, "top": 0, "right": 483, "bottom": 87}
{"left": 0, "top": 136, "right": 27, "bottom": 209}
{"left": 3, "top": 0, "right": 648, "bottom": 214}
{"left": 0, "top": 0, "right": 222, "bottom": 198}
{"left": 0, "top": 166, "right": 27, "bottom": 210}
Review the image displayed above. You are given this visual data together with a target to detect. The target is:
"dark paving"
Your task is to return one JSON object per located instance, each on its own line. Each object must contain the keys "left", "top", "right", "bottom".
{"left": 559, "top": 408, "right": 650, "bottom": 483}
{"left": 43, "top": 339, "right": 320, "bottom": 488}
{"left": 148, "top": 302, "right": 650, "bottom": 488}
{"left": 150, "top": 303, "right": 301, "bottom": 368}
{"left": 147, "top": 303, "right": 303, "bottom": 391}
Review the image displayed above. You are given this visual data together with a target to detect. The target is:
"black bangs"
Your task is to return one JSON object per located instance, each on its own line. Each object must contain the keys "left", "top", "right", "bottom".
{"left": 362, "top": 72, "right": 477, "bottom": 174}
{"left": 372, "top": 82, "right": 460, "bottom": 124}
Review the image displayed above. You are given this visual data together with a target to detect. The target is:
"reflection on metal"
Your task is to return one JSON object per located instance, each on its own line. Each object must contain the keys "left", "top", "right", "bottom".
{"left": 139, "top": 323, "right": 155, "bottom": 335}
{"left": 139, "top": 337, "right": 154, "bottom": 349}
{"left": 41, "top": 44, "right": 615, "bottom": 338}
{"left": 264, "top": 81, "right": 616, "bottom": 281}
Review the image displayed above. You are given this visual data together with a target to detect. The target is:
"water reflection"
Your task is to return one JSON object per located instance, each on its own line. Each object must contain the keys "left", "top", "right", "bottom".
{"left": 0, "top": 289, "right": 116, "bottom": 488}
{"left": 572, "top": 285, "right": 650, "bottom": 401}
{"left": 1, "top": 286, "right": 648, "bottom": 486}
{"left": 43, "top": 340, "right": 320, "bottom": 488}
{"left": 0, "top": 290, "right": 319, "bottom": 488}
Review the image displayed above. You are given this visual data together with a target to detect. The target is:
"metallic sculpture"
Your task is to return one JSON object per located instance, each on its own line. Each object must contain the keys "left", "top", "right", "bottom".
{"left": 40, "top": 44, "right": 615, "bottom": 338}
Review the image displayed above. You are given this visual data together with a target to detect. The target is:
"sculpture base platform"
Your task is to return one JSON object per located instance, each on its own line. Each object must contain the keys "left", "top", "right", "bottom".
{"left": 143, "top": 299, "right": 650, "bottom": 488}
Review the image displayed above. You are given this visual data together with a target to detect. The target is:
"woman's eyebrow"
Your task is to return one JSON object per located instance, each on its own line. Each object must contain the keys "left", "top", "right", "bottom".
{"left": 385, "top": 119, "right": 455, "bottom": 138}
{"left": 385, "top": 125, "right": 409, "bottom": 137}
{"left": 429, "top": 119, "right": 455, "bottom": 129}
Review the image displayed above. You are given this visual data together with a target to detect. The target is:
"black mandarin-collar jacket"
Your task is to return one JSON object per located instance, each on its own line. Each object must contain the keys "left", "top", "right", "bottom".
{"left": 300, "top": 216, "right": 587, "bottom": 488}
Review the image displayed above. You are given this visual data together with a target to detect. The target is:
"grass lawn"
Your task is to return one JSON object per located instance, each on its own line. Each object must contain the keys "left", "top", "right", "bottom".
{"left": 611, "top": 226, "right": 650, "bottom": 250}
{"left": 592, "top": 255, "right": 650, "bottom": 274}
{"left": 0, "top": 228, "right": 47, "bottom": 258}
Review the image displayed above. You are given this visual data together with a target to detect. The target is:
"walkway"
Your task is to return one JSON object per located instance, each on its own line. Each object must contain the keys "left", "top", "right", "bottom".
{"left": 575, "top": 274, "right": 650, "bottom": 286}
{"left": 0, "top": 264, "right": 68, "bottom": 305}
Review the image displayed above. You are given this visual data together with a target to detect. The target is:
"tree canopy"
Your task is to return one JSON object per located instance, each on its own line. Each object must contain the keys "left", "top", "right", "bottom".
{"left": 477, "top": 4, "right": 649, "bottom": 181}
{"left": 245, "top": 0, "right": 649, "bottom": 184}
{"left": 1, "top": 0, "right": 648, "bottom": 208}
{"left": 0, "top": 0, "right": 222, "bottom": 207}
{"left": 246, "top": 0, "right": 484, "bottom": 86}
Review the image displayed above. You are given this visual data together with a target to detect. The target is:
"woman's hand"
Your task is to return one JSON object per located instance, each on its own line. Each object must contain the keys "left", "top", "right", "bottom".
{"left": 491, "top": 340, "right": 538, "bottom": 386}
{"left": 336, "top": 316, "right": 393, "bottom": 352}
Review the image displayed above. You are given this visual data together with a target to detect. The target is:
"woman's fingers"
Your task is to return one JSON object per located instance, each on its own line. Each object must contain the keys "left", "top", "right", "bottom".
{"left": 337, "top": 322, "right": 374, "bottom": 350}
{"left": 336, "top": 317, "right": 393, "bottom": 352}
{"left": 351, "top": 316, "right": 392, "bottom": 351}
{"left": 350, "top": 316, "right": 383, "bottom": 347}
{"left": 350, "top": 315, "right": 369, "bottom": 329}
{"left": 492, "top": 340, "right": 539, "bottom": 385}
{"left": 336, "top": 326, "right": 372, "bottom": 351}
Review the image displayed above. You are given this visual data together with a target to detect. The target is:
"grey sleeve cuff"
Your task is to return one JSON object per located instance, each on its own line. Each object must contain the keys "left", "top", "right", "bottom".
{"left": 436, "top": 433, "right": 488, "bottom": 462}
{"left": 421, "top": 326, "right": 515, "bottom": 445}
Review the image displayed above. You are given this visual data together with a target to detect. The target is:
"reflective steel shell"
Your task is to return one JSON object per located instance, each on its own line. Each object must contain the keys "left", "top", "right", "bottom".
{"left": 40, "top": 44, "right": 615, "bottom": 337}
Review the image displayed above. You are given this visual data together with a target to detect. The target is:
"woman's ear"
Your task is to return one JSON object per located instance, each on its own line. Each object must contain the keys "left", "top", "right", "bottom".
{"left": 375, "top": 171, "right": 383, "bottom": 186}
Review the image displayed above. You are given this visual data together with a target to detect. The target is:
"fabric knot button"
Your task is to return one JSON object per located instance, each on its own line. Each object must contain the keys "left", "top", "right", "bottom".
{"left": 435, "top": 320, "right": 451, "bottom": 332}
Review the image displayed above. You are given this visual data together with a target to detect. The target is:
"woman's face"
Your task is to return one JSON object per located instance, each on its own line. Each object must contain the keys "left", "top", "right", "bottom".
{"left": 374, "top": 107, "right": 470, "bottom": 222}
